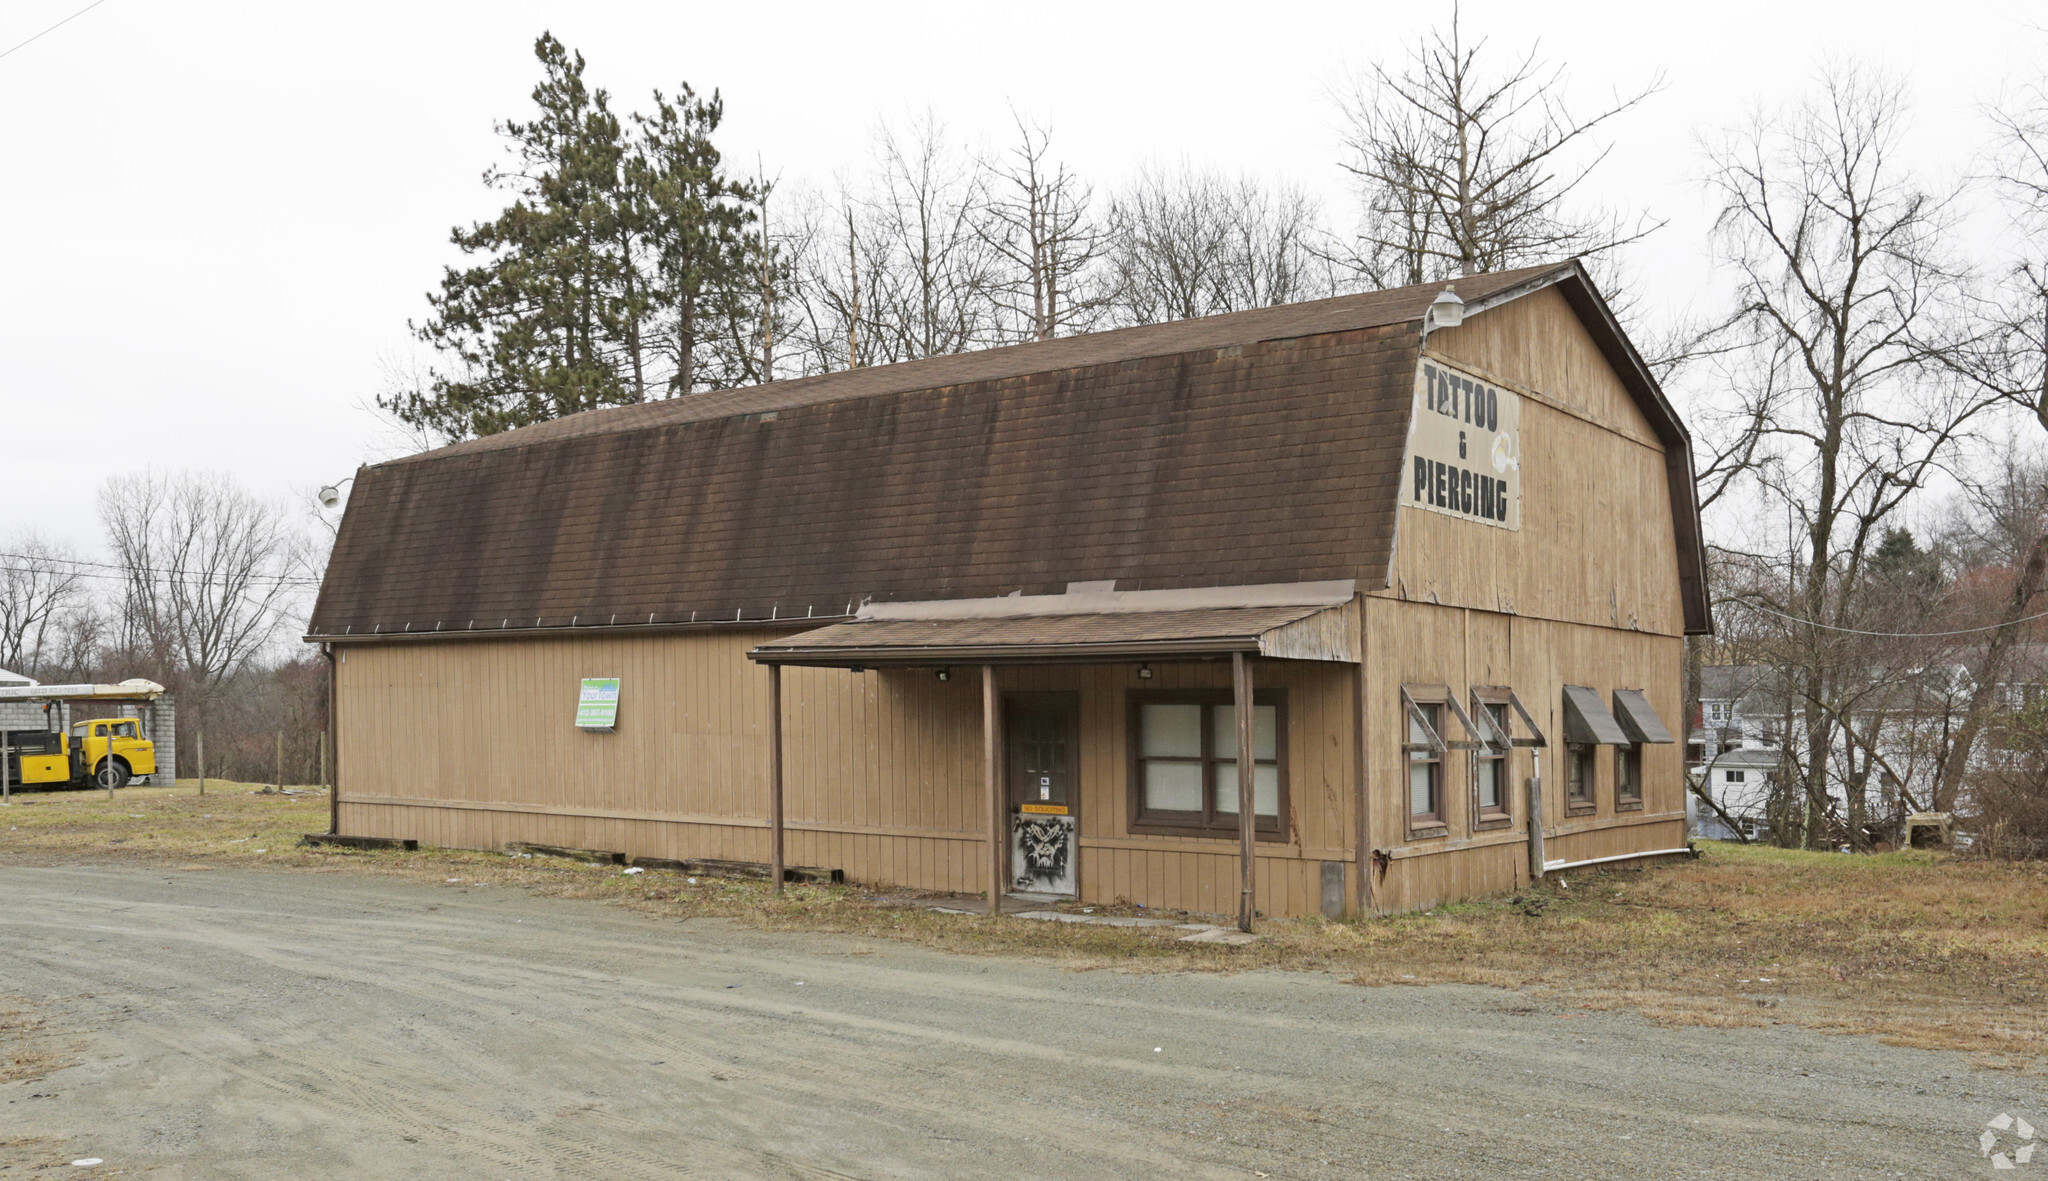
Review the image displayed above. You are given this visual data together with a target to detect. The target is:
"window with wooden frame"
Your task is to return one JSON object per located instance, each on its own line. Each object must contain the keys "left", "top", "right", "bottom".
{"left": 1565, "top": 743, "right": 1596, "bottom": 813}
{"left": 1609, "top": 688, "right": 1671, "bottom": 813}
{"left": 1407, "top": 700, "right": 1445, "bottom": 831}
{"left": 1127, "top": 690, "right": 1287, "bottom": 839}
{"left": 1616, "top": 743, "right": 1644, "bottom": 810}
{"left": 1401, "top": 685, "right": 1479, "bottom": 837}
{"left": 1560, "top": 684, "right": 1627, "bottom": 818}
{"left": 1469, "top": 691, "right": 1514, "bottom": 830}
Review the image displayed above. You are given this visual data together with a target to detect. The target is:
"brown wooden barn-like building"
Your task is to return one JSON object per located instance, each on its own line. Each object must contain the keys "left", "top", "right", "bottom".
{"left": 309, "top": 261, "right": 1709, "bottom": 923}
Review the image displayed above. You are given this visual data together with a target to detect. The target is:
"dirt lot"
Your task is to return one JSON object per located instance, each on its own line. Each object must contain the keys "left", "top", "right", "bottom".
{"left": 0, "top": 784, "right": 2044, "bottom": 1176}
{"left": 0, "top": 859, "right": 2038, "bottom": 1179}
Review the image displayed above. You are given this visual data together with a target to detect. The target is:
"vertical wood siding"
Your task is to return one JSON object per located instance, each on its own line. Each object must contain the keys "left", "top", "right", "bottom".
{"left": 335, "top": 633, "right": 1358, "bottom": 917}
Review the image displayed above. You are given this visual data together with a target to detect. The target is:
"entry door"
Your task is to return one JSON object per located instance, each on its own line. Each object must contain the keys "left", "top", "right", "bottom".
{"left": 1006, "top": 694, "right": 1079, "bottom": 895}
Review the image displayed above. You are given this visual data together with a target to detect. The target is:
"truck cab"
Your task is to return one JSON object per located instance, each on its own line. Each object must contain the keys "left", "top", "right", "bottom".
{"left": 70, "top": 718, "right": 156, "bottom": 788}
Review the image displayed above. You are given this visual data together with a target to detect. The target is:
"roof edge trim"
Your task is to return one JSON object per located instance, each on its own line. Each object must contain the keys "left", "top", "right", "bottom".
{"left": 857, "top": 580, "right": 1357, "bottom": 622}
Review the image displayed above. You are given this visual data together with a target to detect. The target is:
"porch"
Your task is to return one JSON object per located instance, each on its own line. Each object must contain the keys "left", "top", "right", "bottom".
{"left": 748, "top": 582, "right": 1365, "bottom": 930}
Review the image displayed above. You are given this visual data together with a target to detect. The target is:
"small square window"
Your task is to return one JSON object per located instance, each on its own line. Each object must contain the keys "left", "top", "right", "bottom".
{"left": 1565, "top": 743, "right": 1596, "bottom": 813}
{"left": 1616, "top": 745, "right": 1643, "bottom": 809}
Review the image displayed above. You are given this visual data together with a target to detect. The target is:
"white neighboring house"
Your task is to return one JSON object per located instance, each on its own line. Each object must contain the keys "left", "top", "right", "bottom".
{"left": 1688, "top": 665, "right": 1788, "bottom": 841}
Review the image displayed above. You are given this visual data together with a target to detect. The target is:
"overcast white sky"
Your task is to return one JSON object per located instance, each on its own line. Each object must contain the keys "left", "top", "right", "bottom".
{"left": 3, "top": 0, "right": 2044, "bottom": 550}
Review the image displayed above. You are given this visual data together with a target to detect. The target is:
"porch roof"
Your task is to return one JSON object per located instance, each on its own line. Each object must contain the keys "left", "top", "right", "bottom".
{"left": 749, "top": 602, "right": 1357, "bottom": 666}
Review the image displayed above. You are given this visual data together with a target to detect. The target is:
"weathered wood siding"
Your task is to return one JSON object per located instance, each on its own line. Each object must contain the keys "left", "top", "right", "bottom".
{"left": 1360, "top": 598, "right": 1685, "bottom": 913}
{"left": 335, "top": 633, "right": 1360, "bottom": 917}
{"left": 1393, "top": 285, "right": 1683, "bottom": 636}
{"left": 1362, "top": 285, "right": 1688, "bottom": 912}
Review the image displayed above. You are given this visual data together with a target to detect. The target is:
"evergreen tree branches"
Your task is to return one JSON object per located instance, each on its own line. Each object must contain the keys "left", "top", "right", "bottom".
{"left": 388, "top": 33, "right": 761, "bottom": 439}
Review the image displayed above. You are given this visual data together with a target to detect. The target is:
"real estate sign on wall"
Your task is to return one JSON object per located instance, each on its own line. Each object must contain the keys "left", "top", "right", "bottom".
{"left": 1402, "top": 358, "right": 1522, "bottom": 531}
{"left": 575, "top": 677, "right": 620, "bottom": 732}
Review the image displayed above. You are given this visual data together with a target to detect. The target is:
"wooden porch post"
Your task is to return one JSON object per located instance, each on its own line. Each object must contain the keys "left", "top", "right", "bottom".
{"left": 768, "top": 663, "right": 785, "bottom": 896}
{"left": 324, "top": 645, "right": 337, "bottom": 832}
{"left": 1234, "top": 651, "right": 1256, "bottom": 933}
{"left": 983, "top": 665, "right": 1002, "bottom": 916}
{"left": 1353, "top": 661, "right": 1373, "bottom": 915}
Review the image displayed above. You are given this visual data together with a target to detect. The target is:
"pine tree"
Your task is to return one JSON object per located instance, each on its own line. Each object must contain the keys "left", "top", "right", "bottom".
{"left": 627, "top": 87, "right": 760, "bottom": 395}
{"left": 391, "top": 34, "right": 637, "bottom": 439}
{"left": 389, "top": 38, "right": 769, "bottom": 437}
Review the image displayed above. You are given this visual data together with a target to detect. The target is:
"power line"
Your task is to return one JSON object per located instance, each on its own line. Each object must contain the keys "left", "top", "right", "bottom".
{"left": 0, "top": 552, "right": 321, "bottom": 588}
{"left": 1747, "top": 602, "right": 2048, "bottom": 639}
{"left": 0, "top": 0, "right": 111, "bottom": 63}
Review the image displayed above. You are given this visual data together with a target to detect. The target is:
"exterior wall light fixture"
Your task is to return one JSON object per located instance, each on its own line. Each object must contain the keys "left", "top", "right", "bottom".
{"left": 1137, "top": 663, "right": 1154, "bottom": 679}
{"left": 1427, "top": 286, "right": 1465, "bottom": 331}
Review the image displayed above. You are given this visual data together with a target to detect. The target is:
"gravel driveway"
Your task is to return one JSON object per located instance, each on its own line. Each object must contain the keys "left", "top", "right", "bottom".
{"left": 0, "top": 862, "right": 2033, "bottom": 1178}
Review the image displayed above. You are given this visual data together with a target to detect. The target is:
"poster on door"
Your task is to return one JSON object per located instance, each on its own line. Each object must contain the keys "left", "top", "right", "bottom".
{"left": 1012, "top": 810, "right": 1076, "bottom": 895}
{"left": 1402, "top": 357, "right": 1522, "bottom": 531}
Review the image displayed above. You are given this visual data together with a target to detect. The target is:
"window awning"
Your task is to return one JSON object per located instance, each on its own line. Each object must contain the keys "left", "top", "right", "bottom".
{"left": 750, "top": 603, "right": 1358, "bottom": 667}
{"left": 1611, "top": 689, "right": 1675, "bottom": 744}
{"left": 1561, "top": 684, "right": 1630, "bottom": 745}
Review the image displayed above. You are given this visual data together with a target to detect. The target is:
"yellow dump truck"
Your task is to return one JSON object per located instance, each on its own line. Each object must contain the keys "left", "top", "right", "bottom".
{"left": 1, "top": 719, "right": 156, "bottom": 790}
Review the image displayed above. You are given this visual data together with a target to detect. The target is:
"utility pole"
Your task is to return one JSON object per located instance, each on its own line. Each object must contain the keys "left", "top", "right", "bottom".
{"left": 757, "top": 158, "right": 774, "bottom": 381}
{"left": 197, "top": 730, "right": 206, "bottom": 797}
{"left": 846, "top": 208, "right": 860, "bottom": 370}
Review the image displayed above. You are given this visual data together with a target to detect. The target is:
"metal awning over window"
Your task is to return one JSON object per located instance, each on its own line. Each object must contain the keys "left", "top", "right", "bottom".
{"left": 1561, "top": 684, "right": 1630, "bottom": 745}
{"left": 1611, "top": 689, "right": 1674, "bottom": 745}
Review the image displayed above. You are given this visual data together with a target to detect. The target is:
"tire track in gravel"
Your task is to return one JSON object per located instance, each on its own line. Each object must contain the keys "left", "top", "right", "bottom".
{"left": 1, "top": 862, "right": 2037, "bottom": 1179}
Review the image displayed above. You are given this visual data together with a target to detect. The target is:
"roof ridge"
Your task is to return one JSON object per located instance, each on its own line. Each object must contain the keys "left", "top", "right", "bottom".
{"left": 379, "top": 262, "right": 1575, "bottom": 469}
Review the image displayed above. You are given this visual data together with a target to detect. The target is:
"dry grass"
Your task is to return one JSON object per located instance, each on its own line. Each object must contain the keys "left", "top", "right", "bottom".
{"left": 5, "top": 782, "right": 2046, "bottom": 1067}
{"left": 0, "top": 996, "right": 65, "bottom": 1088}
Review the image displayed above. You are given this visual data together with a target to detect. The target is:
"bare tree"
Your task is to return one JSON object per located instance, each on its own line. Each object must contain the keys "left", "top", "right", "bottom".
{"left": 856, "top": 111, "right": 1006, "bottom": 362}
{"left": 977, "top": 111, "right": 1108, "bottom": 340}
{"left": 1105, "top": 164, "right": 1332, "bottom": 326}
{"left": 1701, "top": 64, "right": 1996, "bottom": 842}
{"left": 100, "top": 472, "right": 310, "bottom": 707}
{"left": 0, "top": 532, "right": 87, "bottom": 679}
{"left": 780, "top": 182, "right": 889, "bottom": 374}
{"left": 1927, "top": 82, "right": 2048, "bottom": 809}
{"left": 1331, "top": 4, "right": 1662, "bottom": 285}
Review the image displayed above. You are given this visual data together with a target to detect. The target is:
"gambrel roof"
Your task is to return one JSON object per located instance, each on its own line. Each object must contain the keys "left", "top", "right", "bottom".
{"left": 310, "top": 262, "right": 1709, "bottom": 640}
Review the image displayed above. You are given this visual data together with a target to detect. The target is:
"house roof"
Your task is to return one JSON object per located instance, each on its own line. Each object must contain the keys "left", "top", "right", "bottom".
{"left": 309, "top": 262, "right": 1708, "bottom": 640}
{"left": 1699, "top": 664, "right": 1784, "bottom": 704}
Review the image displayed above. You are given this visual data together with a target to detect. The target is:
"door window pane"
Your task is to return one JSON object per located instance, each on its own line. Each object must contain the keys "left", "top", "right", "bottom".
{"left": 1140, "top": 704, "right": 1201, "bottom": 758}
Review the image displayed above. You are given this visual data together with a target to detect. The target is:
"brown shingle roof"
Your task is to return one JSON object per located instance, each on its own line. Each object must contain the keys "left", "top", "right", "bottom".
{"left": 309, "top": 263, "right": 1708, "bottom": 638}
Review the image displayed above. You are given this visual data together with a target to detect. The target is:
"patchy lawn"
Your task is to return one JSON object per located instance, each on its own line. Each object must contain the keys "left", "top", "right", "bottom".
{"left": 4, "top": 782, "right": 2045, "bottom": 1068}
